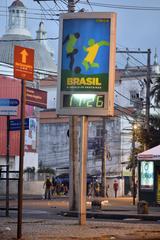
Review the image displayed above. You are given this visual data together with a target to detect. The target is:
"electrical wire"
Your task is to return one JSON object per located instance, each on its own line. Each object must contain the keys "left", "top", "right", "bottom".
{"left": 0, "top": 13, "right": 59, "bottom": 21}
{"left": 0, "top": 37, "right": 59, "bottom": 42}
{"left": 79, "top": 1, "right": 160, "bottom": 11}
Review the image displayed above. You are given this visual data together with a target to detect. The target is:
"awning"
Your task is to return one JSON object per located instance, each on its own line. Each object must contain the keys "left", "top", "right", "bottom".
{"left": 137, "top": 145, "right": 160, "bottom": 161}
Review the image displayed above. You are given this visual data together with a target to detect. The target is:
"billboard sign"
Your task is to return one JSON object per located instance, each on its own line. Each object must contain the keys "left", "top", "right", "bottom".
{"left": 57, "top": 12, "right": 116, "bottom": 116}
{"left": 25, "top": 118, "right": 37, "bottom": 152}
{"left": 14, "top": 45, "right": 34, "bottom": 81}
{"left": 26, "top": 87, "right": 47, "bottom": 108}
{"left": 140, "top": 161, "right": 154, "bottom": 190}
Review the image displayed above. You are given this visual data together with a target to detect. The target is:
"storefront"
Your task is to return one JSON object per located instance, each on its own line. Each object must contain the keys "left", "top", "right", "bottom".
{"left": 137, "top": 145, "right": 160, "bottom": 206}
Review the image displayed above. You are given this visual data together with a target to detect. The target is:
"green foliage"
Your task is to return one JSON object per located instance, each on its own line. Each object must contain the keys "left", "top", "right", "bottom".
{"left": 135, "top": 115, "right": 160, "bottom": 149}
{"left": 150, "top": 76, "right": 160, "bottom": 107}
{"left": 37, "top": 166, "right": 55, "bottom": 175}
{"left": 127, "top": 115, "right": 160, "bottom": 170}
{"left": 24, "top": 167, "right": 35, "bottom": 173}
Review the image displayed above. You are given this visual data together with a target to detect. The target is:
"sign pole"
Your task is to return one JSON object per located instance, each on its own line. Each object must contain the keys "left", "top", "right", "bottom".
{"left": 6, "top": 115, "right": 10, "bottom": 217}
{"left": 17, "top": 79, "right": 26, "bottom": 239}
{"left": 79, "top": 116, "right": 88, "bottom": 225}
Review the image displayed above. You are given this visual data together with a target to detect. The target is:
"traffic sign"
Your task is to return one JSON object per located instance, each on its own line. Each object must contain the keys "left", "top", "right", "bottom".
{"left": 0, "top": 98, "right": 19, "bottom": 106}
{"left": 9, "top": 118, "right": 29, "bottom": 131}
{"left": 14, "top": 46, "right": 34, "bottom": 81}
{"left": 26, "top": 87, "right": 47, "bottom": 108}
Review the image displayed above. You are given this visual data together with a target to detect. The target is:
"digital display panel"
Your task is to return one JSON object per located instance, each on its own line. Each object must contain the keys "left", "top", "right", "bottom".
{"left": 63, "top": 94, "right": 104, "bottom": 108}
{"left": 140, "top": 161, "right": 154, "bottom": 190}
{"left": 57, "top": 12, "right": 116, "bottom": 116}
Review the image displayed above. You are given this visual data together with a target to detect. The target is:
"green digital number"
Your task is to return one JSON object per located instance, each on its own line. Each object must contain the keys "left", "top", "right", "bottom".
{"left": 86, "top": 98, "right": 94, "bottom": 107}
{"left": 69, "top": 95, "right": 73, "bottom": 107}
{"left": 96, "top": 96, "right": 104, "bottom": 107}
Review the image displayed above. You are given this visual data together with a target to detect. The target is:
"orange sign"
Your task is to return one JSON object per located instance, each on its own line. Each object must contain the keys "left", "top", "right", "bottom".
{"left": 14, "top": 45, "right": 34, "bottom": 81}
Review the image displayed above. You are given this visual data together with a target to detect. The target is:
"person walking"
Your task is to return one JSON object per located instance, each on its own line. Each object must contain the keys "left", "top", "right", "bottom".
{"left": 113, "top": 180, "right": 119, "bottom": 198}
{"left": 43, "top": 176, "right": 52, "bottom": 200}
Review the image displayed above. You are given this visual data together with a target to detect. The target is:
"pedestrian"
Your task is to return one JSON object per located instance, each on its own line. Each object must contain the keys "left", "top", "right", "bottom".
{"left": 106, "top": 184, "right": 109, "bottom": 198}
{"left": 43, "top": 176, "right": 52, "bottom": 200}
{"left": 113, "top": 180, "right": 119, "bottom": 198}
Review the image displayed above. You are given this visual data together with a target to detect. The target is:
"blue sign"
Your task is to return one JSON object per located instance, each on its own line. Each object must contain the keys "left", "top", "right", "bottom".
{"left": 9, "top": 118, "right": 29, "bottom": 131}
{"left": 61, "top": 18, "right": 111, "bottom": 92}
{"left": 0, "top": 98, "right": 19, "bottom": 106}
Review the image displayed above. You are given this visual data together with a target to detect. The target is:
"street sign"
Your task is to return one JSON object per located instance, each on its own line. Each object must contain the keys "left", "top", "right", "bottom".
{"left": 0, "top": 106, "right": 18, "bottom": 116}
{"left": 57, "top": 12, "right": 116, "bottom": 116}
{"left": 26, "top": 87, "right": 47, "bottom": 108}
{"left": 14, "top": 46, "right": 34, "bottom": 81}
{"left": 0, "top": 98, "right": 19, "bottom": 106}
{"left": 9, "top": 118, "right": 29, "bottom": 131}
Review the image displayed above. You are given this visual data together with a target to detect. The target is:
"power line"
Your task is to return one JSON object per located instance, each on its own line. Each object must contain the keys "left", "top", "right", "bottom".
{"left": 0, "top": 61, "right": 57, "bottom": 75}
{"left": 79, "top": 1, "right": 160, "bottom": 11}
{"left": 0, "top": 13, "right": 59, "bottom": 21}
{"left": 0, "top": 37, "right": 59, "bottom": 42}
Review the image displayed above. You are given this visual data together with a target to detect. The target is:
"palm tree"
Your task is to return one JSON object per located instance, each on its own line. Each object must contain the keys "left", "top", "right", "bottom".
{"left": 150, "top": 76, "right": 160, "bottom": 107}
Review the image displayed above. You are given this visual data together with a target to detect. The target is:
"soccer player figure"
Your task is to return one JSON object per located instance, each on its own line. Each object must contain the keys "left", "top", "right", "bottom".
{"left": 82, "top": 38, "right": 109, "bottom": 71}
{"left": 63, "top": 32, "right": 80, "bottom": 71}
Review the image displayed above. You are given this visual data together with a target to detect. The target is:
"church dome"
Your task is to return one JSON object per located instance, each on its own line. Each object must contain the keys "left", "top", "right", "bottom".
{"left": 0, "top": 34, "right": 57, "bottom": 74}
{"left": 0, "top": 0, "right": 57, "bottom": 74}
{"left": 9, "top": 0, "right": 25, "bottom": 8}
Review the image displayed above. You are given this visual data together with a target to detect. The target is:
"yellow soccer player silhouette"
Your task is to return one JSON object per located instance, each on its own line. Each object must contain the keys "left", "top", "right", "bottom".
{"left": 82, "top": 38, "right": 109, "bottom": 71}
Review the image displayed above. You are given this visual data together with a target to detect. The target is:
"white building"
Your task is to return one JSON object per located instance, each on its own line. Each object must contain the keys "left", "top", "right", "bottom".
{"left": 0, "top": 0, "right": 159, "bottom": 196}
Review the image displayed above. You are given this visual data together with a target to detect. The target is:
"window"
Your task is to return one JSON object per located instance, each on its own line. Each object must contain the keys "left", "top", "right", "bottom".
{"left": 130, "top": 90, "right": 139, "bottom": 105}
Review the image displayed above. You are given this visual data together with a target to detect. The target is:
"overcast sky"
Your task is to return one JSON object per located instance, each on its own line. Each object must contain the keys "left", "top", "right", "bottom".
{"left": 0, "top": 0, "right": 160, "bottom": 67}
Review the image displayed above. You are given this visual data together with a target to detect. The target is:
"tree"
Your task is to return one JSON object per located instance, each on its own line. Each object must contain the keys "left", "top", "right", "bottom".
{"left": 150, "top": 76, "right": 160, "bottom": 107}
{"left": 37, "top": 166, "right": 55, "bottom": 175}
{"left": 127, "top": 115, "right": 160, "bottom": 170}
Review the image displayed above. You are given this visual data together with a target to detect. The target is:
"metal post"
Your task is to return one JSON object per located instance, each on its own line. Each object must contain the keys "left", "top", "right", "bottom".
{"left": 132, "top": 124, "right": 136, "bottom": 205}
{"left": 145, "top": 49, "right": 151, "bottom": 150}
{"left": 6, "top": 116, "right": 10, "bottom": 217}
{"left": 69, "top": 117, "right": 79, "bottom": 211}
{"left": 17, "top": 79, "right": 26, "bottom": 239}
{"left": 101, "top": 117, "right": 106, "bottom": 197}
{"left": 79, "top": 116, "right": 88, "bottom": 225}
{"left": 67, "top": 0, "right": 79, "bottom": 211}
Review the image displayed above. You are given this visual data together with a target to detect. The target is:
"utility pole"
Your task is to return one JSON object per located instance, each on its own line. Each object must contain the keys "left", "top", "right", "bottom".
{"left": 132, "top": 123, "right": 136, "bottom": 205}
{"left": 117, "top": 49, "right": 151, "bottom": 150}
{"left": 67, "top": 0, "right": 79, "bottom": 211}
{"left": 34, "top": 0, "right": 79, "bottom": 211}
{"left": 68, "top": 0, "right": 75, "bottom": 12}
{"left": 101, "top": 117, "right": 106, "bottom": 197}
{"left": 145, "top": 49, "right": 151, "bottom": 150}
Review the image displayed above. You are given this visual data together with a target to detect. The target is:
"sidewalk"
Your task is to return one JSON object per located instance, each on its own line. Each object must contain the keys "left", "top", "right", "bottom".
{"left": 62, "top": 197, "right": 160, "bottom": 222}
{"left": 1, "top": 215, "right": 160, "bottom": 240}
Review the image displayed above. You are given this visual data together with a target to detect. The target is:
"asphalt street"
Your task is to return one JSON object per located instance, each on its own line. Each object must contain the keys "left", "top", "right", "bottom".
{"left": 0, "top": 196, "right": 160, "bottom": 239}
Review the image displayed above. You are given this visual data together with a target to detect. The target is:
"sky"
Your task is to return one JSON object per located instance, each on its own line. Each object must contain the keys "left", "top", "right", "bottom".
{"left": 0, "top": 0, "right": 160, "bottom": 67}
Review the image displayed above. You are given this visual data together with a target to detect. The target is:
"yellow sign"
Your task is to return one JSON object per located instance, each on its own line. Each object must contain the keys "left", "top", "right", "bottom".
{"left": 157, "top": 172, "right": 160, "bottom": 204}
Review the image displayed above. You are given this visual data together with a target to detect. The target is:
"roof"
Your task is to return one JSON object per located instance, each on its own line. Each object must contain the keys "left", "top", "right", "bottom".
{"left": 9, "top": 0, "right": 25, "bottom": 8}
{"left": 137, "top": 145, "right": 160, "bottom": 161}
{"left": 0, "top": 34, "right": 57, "bottom": 74}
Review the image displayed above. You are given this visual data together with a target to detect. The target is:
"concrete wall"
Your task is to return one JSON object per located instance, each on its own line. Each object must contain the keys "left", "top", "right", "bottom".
{"left": 0, "top": 181, "right": 44, "bottom": 196}
{"left": 0, "top": 179, "right": 125, "bottom": 197}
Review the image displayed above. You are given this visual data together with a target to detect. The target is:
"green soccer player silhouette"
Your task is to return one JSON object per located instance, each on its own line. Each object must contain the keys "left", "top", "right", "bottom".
{"left": 63, "top": 32, "right": 80, "bottom": 71}
{"left": 82, "top": 38, "right": 109, "bottom": 71}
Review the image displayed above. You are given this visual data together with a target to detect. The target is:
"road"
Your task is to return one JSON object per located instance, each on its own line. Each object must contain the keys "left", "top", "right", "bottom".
{"left": 0, "top": 196, "right": 160, "bottom": 239}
